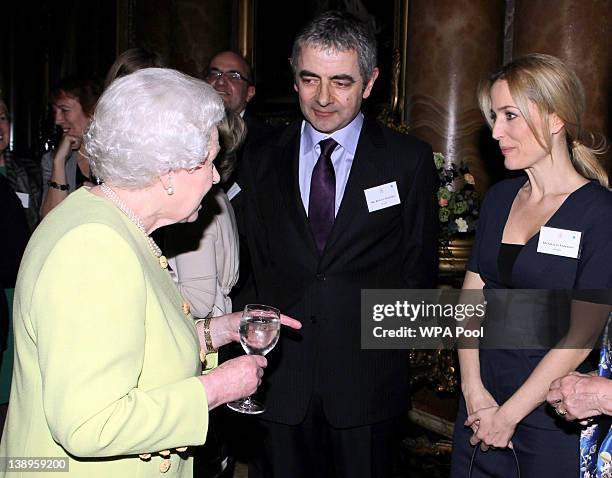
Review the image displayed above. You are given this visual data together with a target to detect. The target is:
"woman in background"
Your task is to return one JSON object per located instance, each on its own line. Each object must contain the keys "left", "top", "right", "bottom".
{"left": 40, "top": 75, "right": 101, "bottom": 217}
{"left": 451, "top": 54, "right": 612, "bottom": 477}
{"left": 164, "top": 111, "right": 244, "bottom": 319}
{"left": 0, "top": 98, "right": 40, "bottom": 230}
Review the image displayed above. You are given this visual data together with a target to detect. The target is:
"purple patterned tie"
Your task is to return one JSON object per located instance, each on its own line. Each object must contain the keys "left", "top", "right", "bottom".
{"left": 309, "top": 138, "right": 338, "bottom": 254}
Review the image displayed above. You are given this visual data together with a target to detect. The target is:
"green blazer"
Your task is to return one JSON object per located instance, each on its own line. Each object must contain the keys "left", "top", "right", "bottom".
{"left": 0, "top": 188, "right": 213, "bottom": 477}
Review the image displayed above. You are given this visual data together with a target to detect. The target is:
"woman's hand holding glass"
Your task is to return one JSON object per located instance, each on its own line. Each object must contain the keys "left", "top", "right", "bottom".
{"left": 196, "top": 307, "right": 301, "bottom": 411}
{"left": 199, "top": 355, "right": 268, "bottom": 410}
{"left": 205, "top": 309, "right": 301, "bottom": 350}
{"left": 227, "top": 304, "right": 285, "bottom": 414}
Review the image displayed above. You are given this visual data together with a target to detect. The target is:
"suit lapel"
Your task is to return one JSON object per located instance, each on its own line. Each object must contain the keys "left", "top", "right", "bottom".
{"left": 276, "top": 118, "right": 387, "bottom": 261}
{"left": 322, "top": 119, "right": 386, "bottom": 259}
{"left": 276, "top": 121, "right": 320, "bottom": 257}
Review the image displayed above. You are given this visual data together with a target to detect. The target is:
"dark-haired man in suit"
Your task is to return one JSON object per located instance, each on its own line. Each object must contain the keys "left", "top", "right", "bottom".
{"left": 240, "top": 11, "right": 438, "bottom": 478}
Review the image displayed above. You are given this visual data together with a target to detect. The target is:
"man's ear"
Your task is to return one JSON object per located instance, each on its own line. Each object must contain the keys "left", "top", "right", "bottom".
{"left": 246, "top": 85, "right": 256, "bottom": 103}
{"left": 362, "top": 67, "right": 379, "bottom": 99}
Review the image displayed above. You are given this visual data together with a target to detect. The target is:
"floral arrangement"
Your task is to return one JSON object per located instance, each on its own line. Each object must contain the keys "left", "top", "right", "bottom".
{"left": 376, "top": 109, "right": 480, "bottom": 247}
{"left": 434, "top": 152, "right": 479, "bottom": 246}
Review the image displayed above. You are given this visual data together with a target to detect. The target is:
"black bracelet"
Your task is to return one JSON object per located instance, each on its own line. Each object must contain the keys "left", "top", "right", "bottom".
{"left": 48, "top": 180, "right": 70, "bottom": 191}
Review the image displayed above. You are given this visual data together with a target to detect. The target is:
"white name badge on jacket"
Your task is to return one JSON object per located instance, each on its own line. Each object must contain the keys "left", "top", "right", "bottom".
{"left": 364, "top": 181, "right": 401, "bottom": 212}
{"left": 226, "top": 182, "right": 241, "bottom": 201}
{"left": 16, "top": 192, "right": 29, "bottom": 208}
{"left": 537, "top": 226, "right": 582, "bottom": 259}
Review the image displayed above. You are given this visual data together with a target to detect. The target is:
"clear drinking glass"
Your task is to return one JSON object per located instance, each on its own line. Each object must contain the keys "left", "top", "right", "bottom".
{"left": 227, "top": 304, "right": 281, "bottom": 414}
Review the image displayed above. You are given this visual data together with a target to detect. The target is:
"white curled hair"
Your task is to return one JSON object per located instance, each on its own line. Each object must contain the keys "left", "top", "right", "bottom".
{"left": 85, "top": 68, "right": 224, "bottom": 189}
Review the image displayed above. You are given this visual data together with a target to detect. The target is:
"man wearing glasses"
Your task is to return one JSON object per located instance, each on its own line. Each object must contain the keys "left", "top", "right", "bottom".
{"left": 205, "top": 51, "right": 256, "bottom": 117}
{"left": 205, "top": 51, "right": 274, "bottom": 196}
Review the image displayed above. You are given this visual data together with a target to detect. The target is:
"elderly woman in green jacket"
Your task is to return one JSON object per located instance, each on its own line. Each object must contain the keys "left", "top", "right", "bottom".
{"left": 0, "top": 68, "right": 299, "bottom": 477}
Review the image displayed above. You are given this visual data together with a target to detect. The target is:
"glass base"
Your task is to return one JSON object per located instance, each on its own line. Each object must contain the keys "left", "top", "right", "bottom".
{"left": 227, "top": 397, "right": 265, "bottom": 414}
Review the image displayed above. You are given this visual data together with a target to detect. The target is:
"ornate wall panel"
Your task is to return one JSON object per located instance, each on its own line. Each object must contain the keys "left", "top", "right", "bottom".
{"left": 132, "top": 0, "right": 232, "bottom": 78}
{"left": 513, "top": 0, "right": 612, "bottom": 172}
{"left": 404, "top": 0, "right": 506, "bottom": 192}
{"left": 133, "top": 0, "right": 174, "bottom": 65}
{"left": 174, "top": 0, "right": 233, "bottom": 78}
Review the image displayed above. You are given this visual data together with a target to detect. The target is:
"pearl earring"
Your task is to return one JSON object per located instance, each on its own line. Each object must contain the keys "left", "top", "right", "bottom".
{"left": 166, "top": 174, "right": 175, "bottom": 195}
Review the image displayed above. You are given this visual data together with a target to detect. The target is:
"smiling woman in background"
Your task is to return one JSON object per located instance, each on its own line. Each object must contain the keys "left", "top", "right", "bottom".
{"left": 451, "top": 54, "right": 612, "bottom": 477}
{"left": 40, "top": 76, "right": 102, "bottom": 218}
{"left": 0, "top": 68, "right": 299, "bottom": 477}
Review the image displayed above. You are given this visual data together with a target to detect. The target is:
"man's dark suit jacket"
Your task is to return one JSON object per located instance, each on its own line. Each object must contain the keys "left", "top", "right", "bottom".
{"left": 239, "top": 117, "right": 438, "bottom": 428}
{"left": 228, "top": 112, "right": 276, "bottom": 192}
{"left": 228, "top": 112, "right": 276, "bottom": 308}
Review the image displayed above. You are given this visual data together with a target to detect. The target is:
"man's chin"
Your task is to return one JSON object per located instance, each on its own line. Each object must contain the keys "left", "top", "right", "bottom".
{"left": 306, "top": 114, "right": 341, "bottom": 134}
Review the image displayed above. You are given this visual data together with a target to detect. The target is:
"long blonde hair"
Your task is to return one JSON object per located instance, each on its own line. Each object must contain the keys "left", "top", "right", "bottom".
{"left": 216, "top": 109, "right": 246, "bottom": 183}
{"left": 478, "top": 53, "right": 609, "bottom": 187}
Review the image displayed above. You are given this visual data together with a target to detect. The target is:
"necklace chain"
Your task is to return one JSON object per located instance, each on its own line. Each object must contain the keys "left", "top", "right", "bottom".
{"left": 100, "top": 183, "right": 163, "bottom": 258}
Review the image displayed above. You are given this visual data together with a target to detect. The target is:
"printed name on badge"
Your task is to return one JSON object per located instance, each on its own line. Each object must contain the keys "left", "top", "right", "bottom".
{"left": 364, "top": 181, "right": 401, "bottom": 213}
{"left": 537, "top": 226, "right": 582, "bottom": 259}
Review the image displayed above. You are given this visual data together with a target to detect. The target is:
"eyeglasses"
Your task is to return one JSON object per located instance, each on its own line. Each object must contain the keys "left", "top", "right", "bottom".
{"left": 205, "top": 69, "right": 252, "bottom": 84}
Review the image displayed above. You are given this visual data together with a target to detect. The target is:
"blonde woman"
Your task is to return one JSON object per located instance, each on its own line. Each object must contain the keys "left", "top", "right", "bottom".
{"left": 164, "top": 111, "right": 245, "bottom": 320}
{"left": 451, "top": 54, "right": 612, "bottom": 477}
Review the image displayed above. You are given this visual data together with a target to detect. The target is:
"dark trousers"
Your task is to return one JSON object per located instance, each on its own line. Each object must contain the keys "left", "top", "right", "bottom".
{"left": 249, "top": 395, "right": 401, "bottom": 478}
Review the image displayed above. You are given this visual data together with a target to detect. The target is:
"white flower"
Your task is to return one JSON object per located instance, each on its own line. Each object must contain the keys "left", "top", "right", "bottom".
{"left": 455, "top": 218, "right": 468, "bottom": 233}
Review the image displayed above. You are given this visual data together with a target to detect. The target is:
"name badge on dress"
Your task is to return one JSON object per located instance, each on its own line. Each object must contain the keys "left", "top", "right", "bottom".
{"left": 16, "top": 192, "right": 29, "bottom": 208}
{"left": 537, "top": 226, "right": 582, "bottom": 259}
{"left": 364, "top": 181, "right": 401, "bottom": 213}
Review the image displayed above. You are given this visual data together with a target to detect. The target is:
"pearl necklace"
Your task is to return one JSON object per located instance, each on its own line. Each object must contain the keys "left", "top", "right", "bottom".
{"left": 100, "top": 183, "right": 168, "bottom": 269}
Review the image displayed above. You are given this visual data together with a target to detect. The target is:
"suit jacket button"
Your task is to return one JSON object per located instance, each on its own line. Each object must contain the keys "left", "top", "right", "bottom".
{"left": 316, "top": 273, "right": 326, "bottom": 281}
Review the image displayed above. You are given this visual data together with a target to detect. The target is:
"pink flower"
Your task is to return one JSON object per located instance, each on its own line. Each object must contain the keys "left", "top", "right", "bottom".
{"left": 439, "top": 198, "right": 449, "bottom": 207}
{"left": 464, "top": 173, "right": 475, "bottom": 185}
